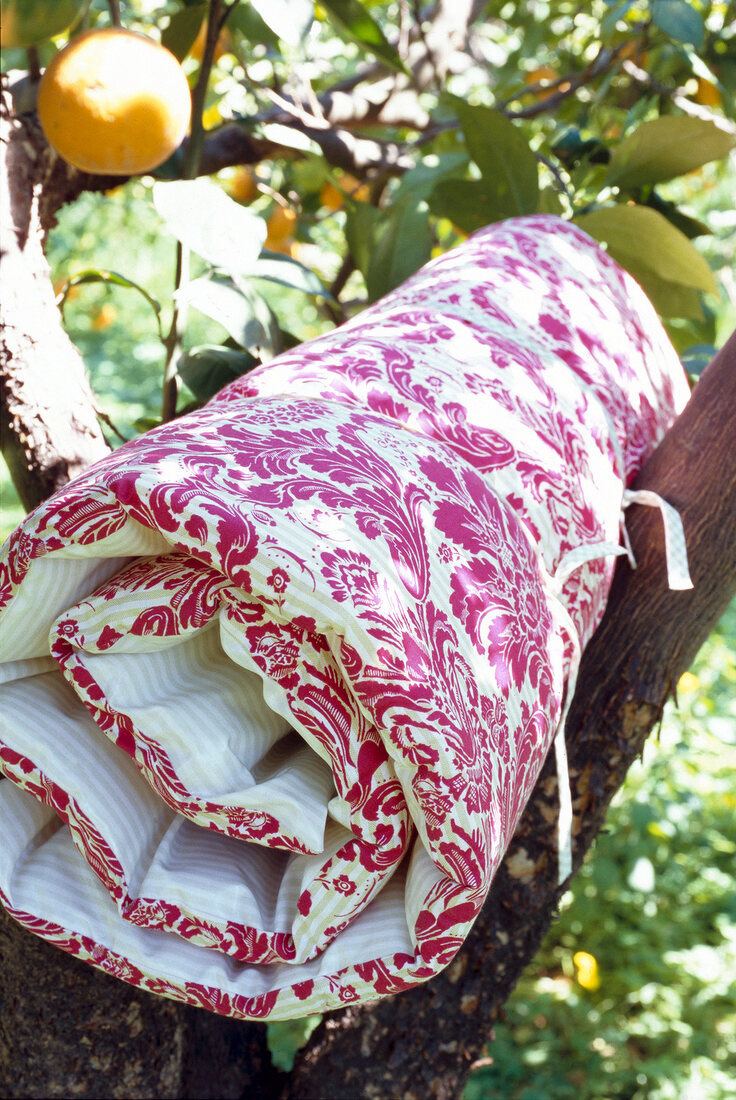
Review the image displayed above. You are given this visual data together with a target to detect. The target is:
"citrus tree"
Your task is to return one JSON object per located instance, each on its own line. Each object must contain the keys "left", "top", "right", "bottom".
{"left": 0, "top": 1, "right": 735, "bottom": 1097}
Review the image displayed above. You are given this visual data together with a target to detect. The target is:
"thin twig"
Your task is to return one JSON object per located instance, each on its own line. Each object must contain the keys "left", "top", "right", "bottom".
{"left": 106, "top": 0, "right": 122, "bottom": 28}
{"left": 95, "top": 406, "right": 128, "bottom": 443}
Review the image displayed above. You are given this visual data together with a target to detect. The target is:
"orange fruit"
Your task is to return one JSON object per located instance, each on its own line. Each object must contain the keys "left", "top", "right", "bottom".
{"left": 265, "top": 207, "right": 297, "bottom": 255}
{"left": 91, "top": 302, "right": 117, "bottom": 330}
{"left": 37, "top": 28, "right": 191, "bottom": 175}
{"left": 266, "top": 205, "right": 297, "bottom": 242}
{"left": 320, "top": 173, "right": 370, "bottom": 210}
{"left": 227, "top": 166, "right": 259, "bottom": 204}
{"left": 188, "top": 21, "right": 232, "bottom": 63}
{"left": 524, "top": 65, "right": 560, "bottom": 99}
{"left": 694, "top": 77, "right": 722, "bottom": 107}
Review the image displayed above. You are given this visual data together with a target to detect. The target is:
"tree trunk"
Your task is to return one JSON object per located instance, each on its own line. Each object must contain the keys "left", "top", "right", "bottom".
{"left": 0, "top": 81, "right": 111, "bottom": 511}
{"left": 0, "top": 903, "right": 283, "bottom": 1099}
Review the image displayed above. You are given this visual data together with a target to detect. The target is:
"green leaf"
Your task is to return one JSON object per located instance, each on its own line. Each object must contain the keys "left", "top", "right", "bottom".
{"left": 180, "top": 275, "right": 281, "bottom": 356}
{"left": 250, "top": 251, "right": 332, "bottom": 299}
{"left": 319, "top": 0, "right": 408, "bottom": 73}
{"left": 429, "top": 178, "right": 509, "bottom": 234}
{"left": 538, "top": 188, "right": 565, "bottom": 216}
{"left": 646, "top": 194, "right": 711, "bottom": 239}
{"left": 249, "top": 0, "right": 313, "bottom": 47}
{"left": 132, "top": 417, "right": 161, "bottom": 435}
{"left": 605, "top": 116, "right": 735, "bottom": 189}
{"left": 392, "top": 153, "right": 469, "bottom": 204}
{"left": 365, "top": 197, "right": 433, "bottom": 301}
{"left": 161, "top": 5, "right": 206, "bottom": 61}
{"left": 267, "top": 1017, "right": 322, "bottom": 1073}
{"left": 228, "top": 4, "right": 280, "bottom": 47}
{"left": 601, "top": 2, "right": 635, "bottom": 41}
{"left": 573, "top": 204, "right": 717, "bottom": 318}
{"left": 651, "top": 0, "right": 704, "bottom": 49}
{"left": 177, "top": 345, "right": 258, "bottom": 402}
{"left": 58, "top": 269, "right": 163, "bottom": 338}
{"left": 344, "top": 201, "right": 386, "bottom": 281}
{"left": 677, "top": 343, "right": 717, "bottom": 378}
{"left": 450, "top": 101, "right": 539, "bottom": 217}
{"left": 153, "top": 179, "right": 267, "bottom": 278}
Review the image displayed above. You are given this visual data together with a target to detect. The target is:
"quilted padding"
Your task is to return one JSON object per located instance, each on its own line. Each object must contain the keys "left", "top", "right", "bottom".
{"left": 0, "top": 216, "right": 689, "bottom": 1020}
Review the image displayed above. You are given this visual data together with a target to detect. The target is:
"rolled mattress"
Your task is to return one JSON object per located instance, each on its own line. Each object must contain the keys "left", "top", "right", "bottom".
{"left": 0, "top": 216, "right": 690, "bottom": 1020}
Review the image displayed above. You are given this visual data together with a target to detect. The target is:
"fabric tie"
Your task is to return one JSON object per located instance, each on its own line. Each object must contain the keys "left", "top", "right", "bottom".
{"left": 544, "top": 488, "right": 692, "bottom": 885}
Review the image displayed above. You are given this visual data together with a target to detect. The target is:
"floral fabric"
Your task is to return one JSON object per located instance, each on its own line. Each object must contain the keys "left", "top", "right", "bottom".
{"left": 0, "top": 216, "right": 689, "bottom": 1020}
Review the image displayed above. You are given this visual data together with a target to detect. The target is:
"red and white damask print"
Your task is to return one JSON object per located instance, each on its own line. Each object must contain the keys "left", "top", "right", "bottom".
{"left": 0, "top": 216, "right": 690, "bottom": 1020}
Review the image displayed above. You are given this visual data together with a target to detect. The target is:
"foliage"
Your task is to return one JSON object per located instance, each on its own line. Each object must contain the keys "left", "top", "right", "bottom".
{"left": 3, "top": 0, "right": 734, "bottom": 433}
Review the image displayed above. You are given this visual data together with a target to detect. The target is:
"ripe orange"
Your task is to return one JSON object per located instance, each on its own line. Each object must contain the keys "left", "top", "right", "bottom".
{"left": 91, "top": 302, "right": 118, "bottom": 330}
{"left": 694, "top": 77, "right": 722, "bottom": 107}
{"left": 37, "top": 28, "right": 192, "bottom": 176}
{"left": 1, "top": 0, "right": 86, "bottom": 48}
{"left": 226, "top": 166, "right": 259, "bottom": 204}
{"left": 266, "top": 205, "right": 297, "bottom": 240}
{"left": 320, "top": 173, "right": 370, "bottom": 210}
{"left": 264, "top": 205, "right": 298, "bottom": 255}
{"left": 188, "top": 21, "right": 232, "bottom": 63}
{"left": 524, "top": 65, "right": 562, "bottom": 100}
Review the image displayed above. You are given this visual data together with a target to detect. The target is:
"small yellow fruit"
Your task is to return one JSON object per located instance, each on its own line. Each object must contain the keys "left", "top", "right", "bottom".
{"left": 37, "top": 28, "right": 192, "bottom": 176}
{"left": 188, "top": 21, "right": 232, "bottom": 63}
{"left": 266, "top": 205, "right": 297, "bottom": 241}
{"left": 524, "top": 65, "right": 560, "bottom": 99}
{"left": 573, "top": 951, "right": 601, "bottom": 992}
{"left": 694, "top": 77, "right": 722, "bottom": 107}
{"left": 91, "top": 302, "right": 117, "bottom": 330}
{"left": 227, "top": 166, "right": 259, "bottom": 204}
{"left": 320, "top": 173, "right": 370, "bottom": 210}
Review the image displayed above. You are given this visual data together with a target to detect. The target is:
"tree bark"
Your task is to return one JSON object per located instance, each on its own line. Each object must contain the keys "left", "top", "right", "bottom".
{"left": 0, "top": 903, "right": 282, "bottom": 1100}
{"left": 0, "top": 81, "right": 111, "bottom": 512}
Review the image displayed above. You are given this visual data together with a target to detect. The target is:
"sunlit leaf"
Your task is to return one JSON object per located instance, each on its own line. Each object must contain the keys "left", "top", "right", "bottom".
{"left": 429, "top": 178, "right": 508, "bottom": 234}
{"left": 605, "top": 116, "right": 735, "bottom": 189}
{"left": 392, "top": 153, "right": 469, "bottom": 203}
{"left": 646, "top": 194, "right": 711, "bottom": 239}
{"left": 450, "top": 100, "right": 539, "bottom": 217}
{"left": 57, "top": 269, "right": 163, "bottom": 337}
{"left": 344, "top": 201, "right": 386, "bottom": 281}
{"left": 249, "top": 0, "right": 313, "bottom": 47}
{"left": 651, "top": 0, "right": 704, "bottom": 48}
{"left": 267, "top": 1016, "right": 322, "bottom": 1073}
{"left": 574, "top": 204, "right": 717, "bottom": 318}
{"left": 179, "top": 275, "right": 281, "bottom": 356}
{"left": 319, "top": 0, "right": 408, "bottom": 73}
{"left": 258, "top": 123, "right": 323, "bottom": 156}
{"left": 153, "top": 179, "right": 266, "bottom": 278}
{"left": 250, "top": 252, "right": 332, "bottom": 300}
